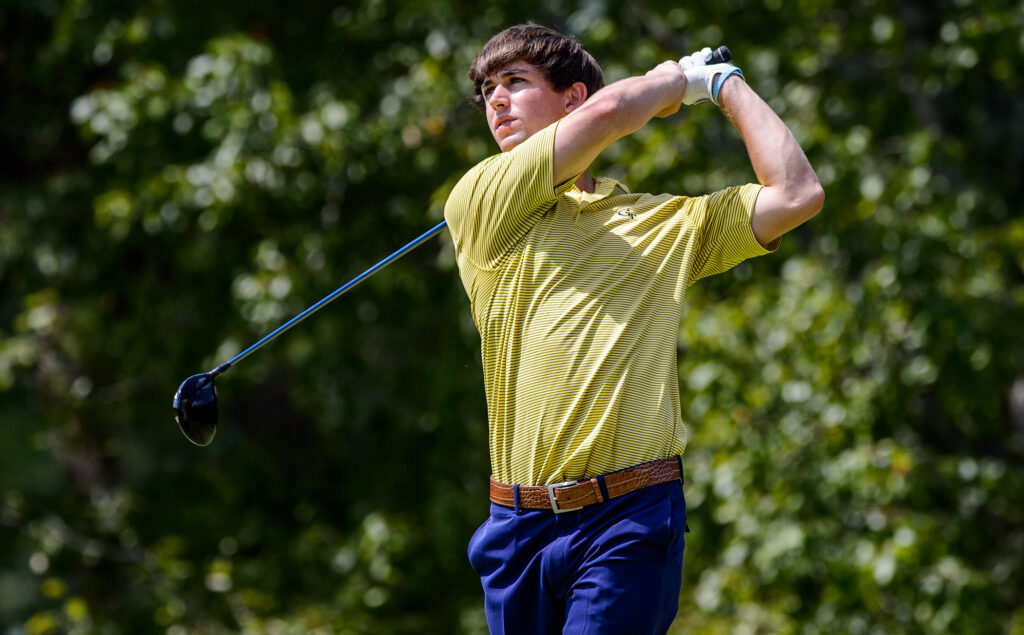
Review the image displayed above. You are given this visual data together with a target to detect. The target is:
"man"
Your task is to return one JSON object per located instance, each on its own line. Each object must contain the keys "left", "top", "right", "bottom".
{"left": 444, "top": 24, "right": 823, "bottom": 634}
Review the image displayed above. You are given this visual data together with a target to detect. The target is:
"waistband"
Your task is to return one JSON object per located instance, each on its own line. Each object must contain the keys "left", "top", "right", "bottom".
{"left": 488, "top": 456, "right": 682, "bottom": 514}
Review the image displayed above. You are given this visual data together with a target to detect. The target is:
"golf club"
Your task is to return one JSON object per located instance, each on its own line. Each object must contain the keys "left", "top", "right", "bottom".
{"left": 172, "top": 219, "right": 448, "bottom": 446}
{"left": 706, "top": 45, "right": 732, "bottom": 64}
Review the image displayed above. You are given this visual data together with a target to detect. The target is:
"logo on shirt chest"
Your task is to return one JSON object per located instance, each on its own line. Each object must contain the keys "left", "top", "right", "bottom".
{"left": 616, "top": 209, "right": 637, "bottom": 220}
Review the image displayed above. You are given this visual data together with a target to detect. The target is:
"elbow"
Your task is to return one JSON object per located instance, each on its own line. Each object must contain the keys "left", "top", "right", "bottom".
{"left": 803, "top": 180, "right": 825, "bottom": 219}
{"left": 754, "top": 174, "right": 824, "bottom": 245}
{"left": 791, "top": 176, "right": 825, "bottom": 224}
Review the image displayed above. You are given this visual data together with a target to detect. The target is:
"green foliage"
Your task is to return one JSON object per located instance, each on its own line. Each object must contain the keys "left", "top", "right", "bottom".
{"left": 1, "top": 0, "right": 1021, "bottom": 632}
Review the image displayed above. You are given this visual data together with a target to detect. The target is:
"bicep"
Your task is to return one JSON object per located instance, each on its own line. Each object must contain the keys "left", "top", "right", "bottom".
{"left": 552, "top": 99, "right": 619, "bottom": 186}
{"left": 750, "top": 186, "right": 789, "bottom": 247}
{"left": 689, "top": 184, "right": 775, "bottom": 282}
{"left": 751, "top": 181, "right": 824, "bottom": 247}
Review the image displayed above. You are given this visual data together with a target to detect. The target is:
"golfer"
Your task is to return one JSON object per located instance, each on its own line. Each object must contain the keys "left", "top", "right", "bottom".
{"left": 444, "top": 24, "right": 823, "bottom": 633}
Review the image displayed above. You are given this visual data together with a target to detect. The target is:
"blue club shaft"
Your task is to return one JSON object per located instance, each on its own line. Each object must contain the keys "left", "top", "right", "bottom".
{"left": 210, "top": 220, "right": 448, "bottom": 378}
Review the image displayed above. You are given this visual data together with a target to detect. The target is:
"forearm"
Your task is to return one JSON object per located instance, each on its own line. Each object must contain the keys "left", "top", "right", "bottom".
{"left": 581, "top": 70, "right": 686, "bottom": 130}
{"left": 553, "top": 65, "right": 685, "bottom": 185}
{"left": 717, "top": 77, "right": 824, "bottom": 244}
{"left": 718, "top": 78, "right": 810, "bottom": 191}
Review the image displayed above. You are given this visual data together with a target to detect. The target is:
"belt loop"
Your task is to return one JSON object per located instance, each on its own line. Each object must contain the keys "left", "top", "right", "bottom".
{"left": 675, "top": 455, "right": 684, "bottom": 484}
{"left": 596, "top": 475, "right": 610, "bottom": 502}
{"left": 513, "top": 484, "right": 521, "bottom": 514}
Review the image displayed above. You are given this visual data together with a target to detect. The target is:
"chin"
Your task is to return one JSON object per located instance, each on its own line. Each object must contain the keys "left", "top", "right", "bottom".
{"left": 498, "top": 135, "right": 524, "bottom": 153}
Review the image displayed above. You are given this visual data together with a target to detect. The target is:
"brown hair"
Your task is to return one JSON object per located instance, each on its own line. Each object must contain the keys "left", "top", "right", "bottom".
{"left": 467, "top": 24, "right": 604, "bottom": 111}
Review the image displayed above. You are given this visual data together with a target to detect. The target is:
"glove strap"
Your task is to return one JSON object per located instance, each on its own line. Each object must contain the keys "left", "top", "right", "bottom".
{"left": 712, "top": 67, "right": 744, "bottom": 105}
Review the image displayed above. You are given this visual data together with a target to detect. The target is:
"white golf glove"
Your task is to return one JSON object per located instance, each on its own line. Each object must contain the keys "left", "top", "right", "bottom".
{"left": 679, "top": 47, "right": 744, "bottom": 106}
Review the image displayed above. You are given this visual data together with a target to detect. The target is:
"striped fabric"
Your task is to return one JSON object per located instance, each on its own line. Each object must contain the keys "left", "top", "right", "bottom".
{"left": 445, "top": 120, "right": 776, "bottom": 486}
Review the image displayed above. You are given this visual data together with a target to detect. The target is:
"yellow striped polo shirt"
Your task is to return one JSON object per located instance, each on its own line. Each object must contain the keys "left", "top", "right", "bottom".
{"left": 444, "top": 120, "right": 776, "bottom": 486}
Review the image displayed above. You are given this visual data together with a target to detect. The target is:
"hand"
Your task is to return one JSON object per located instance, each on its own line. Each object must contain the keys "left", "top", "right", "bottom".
{"left": 645, "top": 59, "right": 686, "bottom": 118}
{"left": 678, "top": 47, "right": 744, "bottom": 106}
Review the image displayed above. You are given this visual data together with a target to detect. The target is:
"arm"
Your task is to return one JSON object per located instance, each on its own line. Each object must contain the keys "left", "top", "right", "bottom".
{"left": 716, "top": 78, "right": 825, "bottom": 246}
{"left": 552, "top": 62, "right": 686, "bottom": 187}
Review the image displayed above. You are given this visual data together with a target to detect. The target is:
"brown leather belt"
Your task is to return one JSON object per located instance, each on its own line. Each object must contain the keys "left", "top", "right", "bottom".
{"left": 489, "top": 457, "right": 682, "bottom": 514}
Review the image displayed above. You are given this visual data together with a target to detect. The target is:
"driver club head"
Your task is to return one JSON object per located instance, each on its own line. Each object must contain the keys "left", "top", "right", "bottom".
{"left": 173, "top": 372, "right": 219, "bottom": 446}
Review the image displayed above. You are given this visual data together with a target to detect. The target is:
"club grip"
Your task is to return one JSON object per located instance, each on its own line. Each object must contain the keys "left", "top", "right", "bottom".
{"left": 708, "top": 45, "right": 732, "bottom": 64}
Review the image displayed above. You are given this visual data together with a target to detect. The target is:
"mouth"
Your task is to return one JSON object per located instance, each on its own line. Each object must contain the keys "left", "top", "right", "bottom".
{"left": 494, "top": 116, "right": 515, "bottom": 133}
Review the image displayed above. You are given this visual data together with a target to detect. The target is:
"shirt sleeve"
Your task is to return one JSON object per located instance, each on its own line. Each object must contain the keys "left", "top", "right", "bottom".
{"left": 444, "top": 120, "right": 578, "bottom": 270}
{"left": 686, "top": 183, "right": 779, "bottom": 286}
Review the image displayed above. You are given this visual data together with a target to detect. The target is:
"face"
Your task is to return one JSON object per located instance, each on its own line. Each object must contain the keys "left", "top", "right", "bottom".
{"left": 481, "top": 62, "right": 581, "bottom": 152}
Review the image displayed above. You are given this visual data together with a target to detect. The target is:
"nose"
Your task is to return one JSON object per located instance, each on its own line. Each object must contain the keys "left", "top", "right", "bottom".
{"left": 486, "top": 83, "right": 509, "bottom": 109}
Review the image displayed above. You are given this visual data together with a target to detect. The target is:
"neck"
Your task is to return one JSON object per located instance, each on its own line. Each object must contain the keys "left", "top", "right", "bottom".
{"left": 575, "top": 170, "right": 595, "bottom": 193}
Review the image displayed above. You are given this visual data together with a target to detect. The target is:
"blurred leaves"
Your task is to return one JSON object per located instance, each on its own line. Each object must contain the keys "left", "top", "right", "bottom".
{"left": 1, "top": 0, "right": 1022, "bottom": 632}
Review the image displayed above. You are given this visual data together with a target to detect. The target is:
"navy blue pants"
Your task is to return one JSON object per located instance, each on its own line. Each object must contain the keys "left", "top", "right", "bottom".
{"left": 467, "top": 480, "right": 687, "bottom": 634}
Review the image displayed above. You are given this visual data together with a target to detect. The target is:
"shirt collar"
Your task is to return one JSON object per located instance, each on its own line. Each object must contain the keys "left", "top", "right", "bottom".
{"left": 567, "top": 176, "right": 630, "bottom": 204}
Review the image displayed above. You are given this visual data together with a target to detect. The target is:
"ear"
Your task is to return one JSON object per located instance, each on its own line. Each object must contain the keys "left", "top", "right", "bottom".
{"left": 562, "top": 82, "right": 588, "bottom": 113}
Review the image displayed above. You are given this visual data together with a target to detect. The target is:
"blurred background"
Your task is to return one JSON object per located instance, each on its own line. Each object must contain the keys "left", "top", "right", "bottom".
{"left": 1, "top": 0, "right": 1022, "bottom": 632}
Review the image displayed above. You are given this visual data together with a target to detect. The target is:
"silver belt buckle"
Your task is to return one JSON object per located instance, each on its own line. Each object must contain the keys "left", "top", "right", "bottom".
{"left": 547, "top": 480, "right": 582, "bottom": 514}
